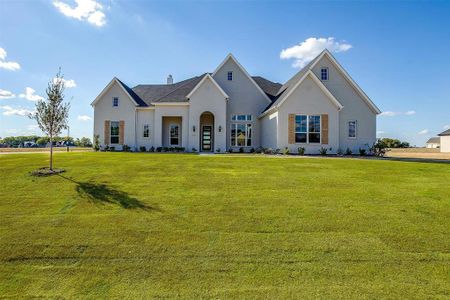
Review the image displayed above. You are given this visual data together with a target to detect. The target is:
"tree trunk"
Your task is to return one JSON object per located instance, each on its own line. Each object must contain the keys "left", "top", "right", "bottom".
{"left": 49, "top": 135, "right": 53, "bottom": 170}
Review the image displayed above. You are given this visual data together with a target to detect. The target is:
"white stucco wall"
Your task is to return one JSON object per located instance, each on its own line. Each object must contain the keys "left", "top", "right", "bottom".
{"left": 136, "top": 109, "right": 155, "bottom": 150}
{"left": 311, "top": 55, "right": 377, "bottom": 152}
{"left": 260, "top": 111, "right": 278, "bottom": 149}
{"left": 188, "top": 77, "right": 227, "bottom": 152}
{"left": 213, "top": 58, "right": 271, "bottom": 150}
{"left": 441, "top": 136, "right": 450, "bottom": 152}
{"left": 153, "top": 105, "right": 189, "bottom": 148}
{"left": 277, "top": 75, "right": 339, "bottom": 154}
{"left": 93, "top": 81, "right": 137, "bottom": 150}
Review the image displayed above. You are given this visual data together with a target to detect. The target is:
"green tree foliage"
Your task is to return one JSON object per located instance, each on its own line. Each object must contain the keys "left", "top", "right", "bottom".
{"left": 29, "top": 69, "right": 70, "bottom": 170}
{"left": 379, "top": 138, "right": 410, "bottom": 148}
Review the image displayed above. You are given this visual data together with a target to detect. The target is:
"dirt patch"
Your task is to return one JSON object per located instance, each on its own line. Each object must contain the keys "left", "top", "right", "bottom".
{"left": 386, "top": 148, "right": 450, "bottom": 160}
{"left": 31, "top": 167, "right": 66, "bottom": 177}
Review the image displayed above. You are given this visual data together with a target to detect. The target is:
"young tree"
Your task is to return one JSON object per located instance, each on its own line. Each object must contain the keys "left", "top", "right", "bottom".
{"left": 29, "top": 69, "right": 70, "bottom": 170}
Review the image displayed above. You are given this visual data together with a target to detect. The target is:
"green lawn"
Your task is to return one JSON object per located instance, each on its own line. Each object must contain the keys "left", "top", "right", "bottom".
{"left": 1, "top": 153, "right": 449, "bottom": 298}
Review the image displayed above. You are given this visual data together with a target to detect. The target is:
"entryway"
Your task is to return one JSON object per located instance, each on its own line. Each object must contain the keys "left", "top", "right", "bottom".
{"left": 199, "top": 112, "right": 214, "bottom": 152}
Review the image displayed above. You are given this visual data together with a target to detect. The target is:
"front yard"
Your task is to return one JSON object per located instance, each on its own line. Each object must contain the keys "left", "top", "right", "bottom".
{"left": 0, "top": 153, "right": 449, "bottom": 298}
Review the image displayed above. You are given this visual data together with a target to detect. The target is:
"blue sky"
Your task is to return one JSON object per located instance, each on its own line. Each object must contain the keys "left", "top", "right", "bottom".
{"left": 1, "top": 0, "right": 449, "bottom": 146}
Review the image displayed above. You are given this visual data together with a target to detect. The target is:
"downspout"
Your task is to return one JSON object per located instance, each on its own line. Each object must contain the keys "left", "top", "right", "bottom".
{"left": 135, "top": 108, "right": 138, "bottom": 151}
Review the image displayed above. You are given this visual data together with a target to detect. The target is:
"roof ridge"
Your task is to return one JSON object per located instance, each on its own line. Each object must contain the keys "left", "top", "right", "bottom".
{"left": 152, "top": 74, "right": 206, "bottom": 103}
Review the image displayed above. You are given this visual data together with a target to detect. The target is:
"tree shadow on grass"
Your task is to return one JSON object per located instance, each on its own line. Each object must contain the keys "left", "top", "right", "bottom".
{"left": 58, "top": 175, "right": 159, "bottom": 211}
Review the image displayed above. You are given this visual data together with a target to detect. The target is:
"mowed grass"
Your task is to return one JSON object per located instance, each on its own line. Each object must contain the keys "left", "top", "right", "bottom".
{"left": 0, "top": 153, "right": 449, "bottom": 298}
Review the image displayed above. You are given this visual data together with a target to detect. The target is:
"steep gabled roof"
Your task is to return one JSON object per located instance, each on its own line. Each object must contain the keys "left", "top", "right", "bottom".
{"left": 438, "top": 129, "right": 450, "bottom": 136}
{"left": 91, "top": 77, "right": 147, "bottom": 107}
{"left": 186, "top": 74, "right": 229, "bottom": 99}
{"left": 252, "top": 76, "right": 282, "bottom": 101}
{"left": 212, "top": 53, "right": 272, "bottom": 104}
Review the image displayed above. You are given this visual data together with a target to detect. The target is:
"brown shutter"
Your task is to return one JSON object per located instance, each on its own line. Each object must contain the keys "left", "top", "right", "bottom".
{"left": 321, "top": 114, "right": 329, "bottom": 144}
{"left": 104, "top": 120, "right": 110, "bottom": 144}
{"left": 119, "top": 121, "right": 125, "bottom": 144}
{"left": 288, "top": 114, "right": 295, "bottom": 144}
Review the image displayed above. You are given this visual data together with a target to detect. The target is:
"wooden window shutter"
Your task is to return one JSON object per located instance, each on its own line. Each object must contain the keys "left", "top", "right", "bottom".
{"left": 288, "top": 114, "right": 295, "bottom": 144}
{"left": 321, "top": 114, "right": 329, "bottom": 144}
{"left": 119, "top": 121, "right": 125, "bottom": 144}
{"left": 104, "top": 120, "right": 110, "bottom": 144}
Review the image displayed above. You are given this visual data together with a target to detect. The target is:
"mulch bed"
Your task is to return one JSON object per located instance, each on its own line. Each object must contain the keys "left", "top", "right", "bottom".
{"left": 31, "top": 167, "right": 66, "bottom": 177}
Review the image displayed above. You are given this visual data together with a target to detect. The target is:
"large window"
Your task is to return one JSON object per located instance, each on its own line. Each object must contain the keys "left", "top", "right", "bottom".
{"left": 231, "top": 114, "right": 252, "bottom": 121}
{"left": 113, "top": 97, "right": 119, "bottom": 107}
{"left": 170, "top": 124, "right": 179, "bottom": 146}
{"left": 348, "top": 120, "right": 357, "bottom": 138}
{"left": 320, "top": 68, "right": 329, "bottom": 81}
{"left": 231, "top": 123, "right": 252, "bottom": 147}
{"left": 143, "top": 124, "right": 149, "bottom": 138}
{"left": 110, "top": 121, "right": 119, "bottom": 144}
{"left": 295, "top": 115, "right": 321, "bottom": 144}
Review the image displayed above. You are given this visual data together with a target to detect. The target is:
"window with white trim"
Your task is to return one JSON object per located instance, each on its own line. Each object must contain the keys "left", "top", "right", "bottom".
{"left": 230, "top": 114, "right": 252, "bottom": 147}
{"left": 295, "top": 115, "right": 321, "bottom": 143}
{"left": 348, "top": 120, "right": 357, "bottom": 138}
{"left": 113, "top": 97, "right": 119, "bottom": 107}
{"left": 110, "top": 121, "right": 119, "bottom": 144}
{"left": 143, "top": 124, "right": 150, "bottom": 138}
{"left": 227, "top": 71, "right": 233, "bottom": 81}
{"left": 231, "top": 114, "right": 252, "bottom": 121}
{"left": 320, "top": 68, "right": 328, "bottom": 81}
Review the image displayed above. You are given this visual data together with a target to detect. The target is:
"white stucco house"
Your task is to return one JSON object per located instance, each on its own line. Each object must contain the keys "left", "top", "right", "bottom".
{"left": 425, "top": 137, "right": 440, "bottom": 149}
{"left": 92, "top": 50, "right": 381, "bottom": 154}
{"left": 438, "top": 129, "right": 450, "bottom": 152}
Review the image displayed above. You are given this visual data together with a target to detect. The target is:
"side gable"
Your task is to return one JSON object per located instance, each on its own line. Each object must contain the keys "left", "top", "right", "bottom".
{"left": 260, "top": 70, "right": 343, "bottom": 118}
{"left": 310, "top": 50, "right": 381, "bottom": 114}
{"left": 91, "top": 77, "right": 146, "bottom": 107}
{"left": 212, "top": 54, "right": 272, "bottom": 104}
{"left": 186, "top": 74, "right": 229, "bottom": 100}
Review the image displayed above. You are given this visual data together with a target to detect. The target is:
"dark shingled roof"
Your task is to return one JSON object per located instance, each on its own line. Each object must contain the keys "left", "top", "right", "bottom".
{"left": 438, "top": 129, "right": 450, "bottom": 136}
{"left": 426, "top": 137, "right": 440, "bottom": 143}
{"left": 252, "top": 76, "right": 282, "bottom": 101}
{"left": 131, "top": 74, "right": 207, "bottom": 106}
{"left": 116, "top": 78, "right": 148, "bottom": 107}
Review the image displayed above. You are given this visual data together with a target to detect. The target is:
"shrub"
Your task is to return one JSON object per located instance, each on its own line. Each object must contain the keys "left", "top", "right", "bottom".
{"left": 122, "top": 144, "right": 131, "bottom": 152}
{"left": 336, "top": 148, "right": 343, "bottom": 156}
{"left": 93, "top": 134, "right": 100, "bottom": 151}
{"left": 283, "top": 147, "right": 290, "bottom": 155}
{"left": 319, "top": 147, "right": 328, "bottom": 155}
{"left": 162, "top": 147, "right": 169, "bottom": 152}
{"left": 239, "top": 147, "right": 244, "bottom": 153}
{"left": 345, "top": 148, "right": 352, "bottom": 155}
{"left": 103, "top": 144, "right": 110, "bottom": 152}
{"left": 109, "top": 146, "right": 115, "bottom": 152}
{"left": 298, "top": 147, "right": 305, "bottom": 156}
{"left": 370, "top": 139, "right": 387, "bottom": 157}
{"left": 140, "top": 146, "right": 146, "bottom": 152}
{"left": 191, "top": 147, "right": 198, "bottom": 152}
{"left": 149, "top": 146, "right": 155, "bottom": 152}
{"left": 274, "top": 148, "right": 281, "bottom": 155}
{"left": 255, "top": 147, "right": 263, "bottom": 154}
{"left": 249, "top": 147, "right": 255, "bottom": 153}
{"left": 264, "top": 148, "right": 273, "bottom": 154}
{"left": 156, "top": 147, "right": 162, "bottom": 152}
{"left": 228, "top": 148, "right": 233, "bottom": 153}
{"left": 359, "top": 148, "right": 367, "bottom": 156}
{"left": 216, "top": 148, "right": 221, "bottom": 153}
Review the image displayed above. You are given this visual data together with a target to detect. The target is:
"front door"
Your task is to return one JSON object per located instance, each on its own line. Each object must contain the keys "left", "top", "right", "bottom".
{"left": 201, "top": 125, "right": 213, "bottom": 152}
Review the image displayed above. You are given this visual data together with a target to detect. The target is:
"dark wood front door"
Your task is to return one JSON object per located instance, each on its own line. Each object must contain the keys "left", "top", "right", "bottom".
{"left": 201, "top": 125, "right": 213, "bottom": 152}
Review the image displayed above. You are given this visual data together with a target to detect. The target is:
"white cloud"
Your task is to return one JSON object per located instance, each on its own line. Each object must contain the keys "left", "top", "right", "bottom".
{"left": 27, "top": 124, "right": 40, "bottom": 130}
{"left": 380, "top": 110, "right": 416, "bottom": 117}
{"left": 418, "top": 129, "right": 429, "bottom": 135}
{"left": 0, "top": 47, "right": 21, "bottom": 71}
{"left": 444, "top": 125, "right": 450, "bottom": 130}
{"left": 53, "top": 77, "right": 77, "bottom": 88}
{"left": 0, "top": 89, "right": 15, "bottom": 99}
{"left": 0, "top": 105, "right": 34, "bottom": 116}
{"left": 77, "top": 115, "right": 92, "bottom": 121}
{"left": 53, "top": 0, "right": 106, "bottom": 27}
{"left": 280, "top": 37, "right": 352, "bottom": 68}
{"left": 19, "top": 87, "right": 44, "bottom": 101}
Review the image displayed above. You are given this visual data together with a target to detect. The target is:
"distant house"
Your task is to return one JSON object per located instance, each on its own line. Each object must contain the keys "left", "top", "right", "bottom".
{"left": 438, "top": 129, "right": 450, "bottom": 152}
{"left": 425, "top": 137, "right": 440, "bottom": 148}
